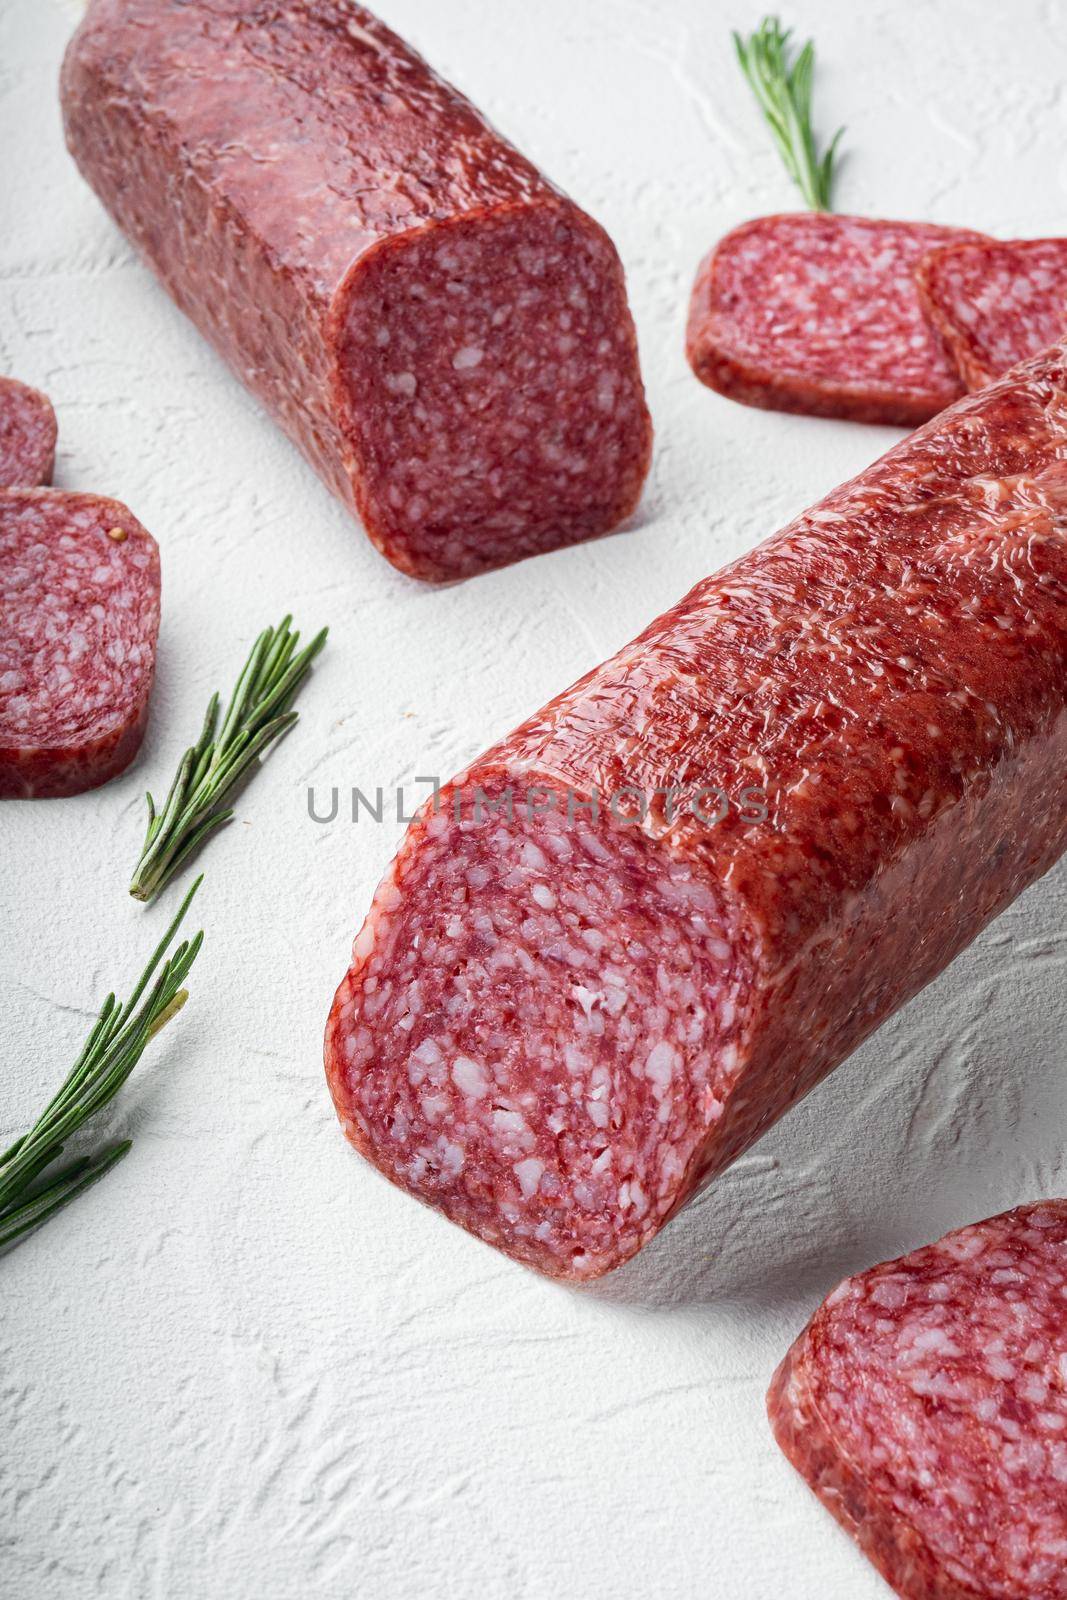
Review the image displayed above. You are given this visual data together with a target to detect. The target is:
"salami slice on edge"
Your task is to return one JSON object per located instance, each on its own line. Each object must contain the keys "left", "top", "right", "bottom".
{"left": 0, "top": 489, "right": 160, "bottom": 799}
{"left": 768, "top": 1201, "right": 1067, "bottom": 1600}
{"left": 686, "top": 214, "right": 987, "bottom": 426}
{"left": 0, "top": 376, "right": 57, "bottom": 488}
{"left": 324, "top": 341, "right": 1067, "bottom": 1281}
{"left": 918, "top": 237, "right": 1067, "bottom": 392}
{"left": 61, "top": 0, "right": 652, "bottom": 583}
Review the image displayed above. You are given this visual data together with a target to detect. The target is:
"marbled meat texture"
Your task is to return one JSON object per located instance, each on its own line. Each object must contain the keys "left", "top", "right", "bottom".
{"left": 0, "top": 377, "right": 56, "bottom": 488}
{"left": 0, "top": 489, "right": 160, "bottom": 798}
{"left": 60, "top": 0, "right": 652, "bottom": 583}
{"left": 768, "top": 1201, "right": 1067, "bottom": 1599}
{"left": 919, "top": 237, "right": 1067, "bottom": 392}
{"left": 325, "top": 340, "right": 1067, "bottom": 1281}
{"left": 686, "top": 214, "right": 987, "bottom": 426}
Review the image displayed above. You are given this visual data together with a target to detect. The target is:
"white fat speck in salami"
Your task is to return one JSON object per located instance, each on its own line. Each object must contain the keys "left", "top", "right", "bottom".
{"left": 686, "top": 214, "right": 987, "bottom": 426}
{"left": 0, "top": 489, "right": 160, "bottom": 798}
{"left": 768, "top": 1200, "right": 1067, "bottom": 1600}
{"left": 918, "top": 237, "right": 1067, "bottom": 392}
{"left": 325, "top": 341, "right": 1067, "bottom": 1281}
{"left": 0, "top": 377, "right": 57, "bottom": 488}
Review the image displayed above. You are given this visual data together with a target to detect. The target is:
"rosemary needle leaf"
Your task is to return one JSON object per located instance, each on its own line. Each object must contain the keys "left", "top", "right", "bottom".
{"left": 149, "top": 809, "right": 234, "bottom": 898}
{"left": 0, "top": 880, "right": 203, "bottom": 1254}
{"left": 0, "top": 1145, "right": 132, "bottom": 1251}
{"left": 733, "top": 15, "right": 845, "bottom": 212}
{"left": 130, "top": 615, "right": 328, "bottom": 902}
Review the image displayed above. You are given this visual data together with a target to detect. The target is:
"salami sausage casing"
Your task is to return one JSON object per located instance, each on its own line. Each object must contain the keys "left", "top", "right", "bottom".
{"left": 918, "top": 237, "right": 1067, "bottom": 392}
{"left": 61, "top": 0, "right": 652, "bottom": 583}
{"left": 686, "top": 214, "right": 986, "bottom": 425}
{"left": 768, "top": 1201, "right": 1067, "bottom": 1599}
{"left": 325, "top": 341, "right": 1067, "bottom": 1280}
{"left": 0, "top": 489, "right": 160, "bottom": 799}
{"left": 0, "top": 377, "right": 56, "bottom": 489}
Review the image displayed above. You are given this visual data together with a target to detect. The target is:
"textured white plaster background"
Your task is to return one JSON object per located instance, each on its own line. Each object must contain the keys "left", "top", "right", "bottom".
{"left": 2, "top": 1, "right": 1066, "bottom": 1595}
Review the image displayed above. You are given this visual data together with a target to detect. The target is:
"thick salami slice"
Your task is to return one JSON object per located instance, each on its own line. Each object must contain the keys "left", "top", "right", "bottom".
{"left": 61, "top": 1, "right": 652, "bottom": 584}
{"left": 0, "top": 377, "right": 56, "bottom": 488}
{"left": 0, "top": 489, "right": 160, "bottom": 799}
{"left": 325, "top": 342, "right": 1067, "bottom": 1280}
{"left": 918, "top": 237, "right": 1067, "bottom": 391}
{"left": 768, "top": 1201, "right": 1067, "bottom": 1599}
{"left": 686, "top": 214, "right": 986, "bottom": 426}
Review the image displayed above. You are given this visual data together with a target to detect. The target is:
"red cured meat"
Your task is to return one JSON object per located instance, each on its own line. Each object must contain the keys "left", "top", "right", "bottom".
{"left": 325, "top": 341, "right": 1067, "bottom": 1280}
{"left": 0, "top": 489, "right": 160, "bottom": 799}
{"left": 768, "top": 1201, "right": 1067, "bottom": 1599}
{"left": 61, "top": 0, "right": 652, "bottom": 584}
{"left": 686, "top": 214, "right": 986, "bottom": 426}
{"left": 0, "top": 377, "right": 56, "bottom": 488}
{"left": 918, "top": 238, "right": 1067, "bottom": 392}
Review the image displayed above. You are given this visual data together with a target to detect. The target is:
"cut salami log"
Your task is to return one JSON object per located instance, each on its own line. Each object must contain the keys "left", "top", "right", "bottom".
{"left": 768, "top": 1201, "right": 1067, "bottom": 1599}
{"left": 61, "top": 0, "right": 652, "bottom": 583}
{"left": 325, "top": 341, "right": 1067, "bottom": 1280}
{"left": 0, "top": 377, "right": 56, "bottom": 488}
{"left": 918, "top": 237, "right": 1067, "bottom": 392}
{"left": 686, "top": 214, "right": 986, "bottom": 426}
{"left": 0, "top": 489, "right": 160, "bottom": 799}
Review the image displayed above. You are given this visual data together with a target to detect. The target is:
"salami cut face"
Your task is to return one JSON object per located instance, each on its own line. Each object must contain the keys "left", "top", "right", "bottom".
{"left": 686, "top": 214, "right": 986, "bottom": 425}
{"left": 0, "top": 377, "right": 56, "bottom": 488}
{"left": 326, "top": 342, "right": 1067, "bottom": 1280}
{"left": 328, "top": 780, "right": 750, "bottom": 1275}
{"left": 0, "top": 490, "right": 160, "bottom": 799}
{"left": 768, "top": 1201, "right": 1067, "bottom": 1600}
{"left": 918, "top": 237, "right": 1067, "bottom": 391}
{"left": 61, "top": 0, "right": 652, "bottom": 583}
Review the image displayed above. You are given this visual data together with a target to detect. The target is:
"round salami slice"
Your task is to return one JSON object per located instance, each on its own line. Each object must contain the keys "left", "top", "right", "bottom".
{"left": 686, "top": 214, "right": 987, "bottom": 426}
{"left": 0, "top": 489, "right": 160, "bottom": 799}
{"left": 768, "top": 1201, "right": 1067, "bottom": 1600}
{"left": 918, "top": 237, "right": 1067, "bottom": 392}
{"left": 0, "top": 376, "right": 57, "bottom": 488}
{"left": 325, "top": 342, "right": 1067, "bottom": 1280}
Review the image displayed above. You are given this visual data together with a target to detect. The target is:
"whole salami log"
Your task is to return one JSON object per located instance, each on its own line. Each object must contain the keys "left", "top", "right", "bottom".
{"left": 768, "top": 1201, "right": 1067, "bottom": 1599}
{"left": 0, "top": 377, "right": 57, "bottom": 488}
{"left": 325, "top": 341, "right": 1067, "bottom": 1280}
{"left": 686, "top": 214, "right": 986, "bottom": 425}
{"left": 918, "top": 237, "right": 1067, "bottom": 392}
{"left": 60, "top": 0, "right": 652, "bottom": 584}
{"left": 0, "top": 489, "right": 160, "bottom": 799}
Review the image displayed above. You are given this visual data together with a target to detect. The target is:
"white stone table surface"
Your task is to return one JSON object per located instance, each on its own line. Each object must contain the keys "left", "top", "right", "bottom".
{"left": 3, "top": 2, "right": 1065, "bottom": 1595}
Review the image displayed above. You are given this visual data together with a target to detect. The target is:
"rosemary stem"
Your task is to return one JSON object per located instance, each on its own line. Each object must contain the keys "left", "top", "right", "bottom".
{"left": 734, "top": 16, "right": 845, "bottom": 212}
{"left": 129, "top": 615, "right": 327, "bottom": 902}
{"left": 0, "top": 881, "right": 203, "bottom": 1252}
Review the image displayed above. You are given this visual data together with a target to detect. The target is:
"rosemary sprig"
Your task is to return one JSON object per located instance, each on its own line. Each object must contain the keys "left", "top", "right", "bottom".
{"left": 130, "top": 614, "right": 328, "bottom": 902}
{"left": 0, "top": 877, "right": 204, "bottom": 1252}
{"left": 733, "top": 16, "right": 845, "bottom": 211}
